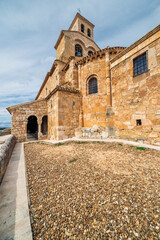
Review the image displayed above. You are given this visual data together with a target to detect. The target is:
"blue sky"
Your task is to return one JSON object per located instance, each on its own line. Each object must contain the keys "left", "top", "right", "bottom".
{"left": 0, "top": 0, "right": 160, "bottom": 128}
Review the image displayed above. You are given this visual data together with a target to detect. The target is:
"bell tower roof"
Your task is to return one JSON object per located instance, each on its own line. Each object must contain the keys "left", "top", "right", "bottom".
{"left": 68, "top": 12, "right": 95, "bottom": 31}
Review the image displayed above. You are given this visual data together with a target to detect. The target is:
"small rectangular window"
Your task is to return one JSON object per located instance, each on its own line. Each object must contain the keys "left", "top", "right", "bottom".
{"left": 133, "top": 52, "right": 148, "bottom": 77}
{"left": 136, "top": 119, "right": 142, "bottom": 126}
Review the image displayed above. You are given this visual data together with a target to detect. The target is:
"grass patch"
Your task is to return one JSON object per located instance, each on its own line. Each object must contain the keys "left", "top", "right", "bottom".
{"left": 118, "top": 143, "right": 123, "bottom": 146}
{"left": 69, "top": 158, "right": 78, "bottom": 163}
{"left": 76, "top": 141, "right": 86, "bottom": 144}
{"left": 130, "top": 145, "right": 135, "bottom": 148}
{"left": 56, "top": 142, "right": 64, "bottom": 146}
{"left": 25, "top": 142, "right": 35, "bottom": 145}
{"left": 97, "top": 141, "right": 104, "bottom": 144}
{"left": 136, "top": 147, "right": 146, "bottom": 151}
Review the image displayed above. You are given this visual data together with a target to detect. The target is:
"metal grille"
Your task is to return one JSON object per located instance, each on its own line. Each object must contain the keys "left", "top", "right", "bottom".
{"left": 75, "top": 44, "right": 82, "bottom": 57}
{"left": 89, "top": 78, "right": 98, "bottom": 94}
{"left": 133, "top": 52, "right": 147, "bottom": 77}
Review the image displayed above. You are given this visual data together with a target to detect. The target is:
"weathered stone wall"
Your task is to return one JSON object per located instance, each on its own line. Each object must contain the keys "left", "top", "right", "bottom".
{"left": 70, "top": 17, "right": 94, "bottom": 40}
{"left": 9, "top": 99, "right": 47, "bottom": 142}
{"left": 47, "top": 91, "right": 59, "bottom": 140}
{"left": 75, "top": 125, "right": 109, "bottom": 139}
{"left": 69, "top": 18, "right": 79, "bottom": 31}
{"left": 77, "top": 18, "right": 94, "bottom": 40}
{"left": 0, "top": 135, "right": 16, "bottom": 183}
{"left": 78, "top": 55, "right": 109, "bottom": 128}
{"left": 57, "top": 91, "right": 81, "bottom": 139}
{"left": 56, "top": 31, "right": 99, "bottom": 63}
{"left": 37, "top": 61, "right": 65, "bottom": 100}
{"left": 64, "top": 58, "right": 78, "bottom": 88}
{"left": 56, "top": 36, "right": 66, "bottom": 62}
{"left": 111, "top": 35, "right": 160, "bottom": 145}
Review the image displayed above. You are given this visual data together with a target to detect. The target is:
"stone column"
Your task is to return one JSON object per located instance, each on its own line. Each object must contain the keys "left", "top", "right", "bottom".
{"left": 70, "top": 58, "right": 78, "bottom": 88}
{"left": 38, "top": 119, "right": 42, "bottom": 139}
{"left": 105, "top": 51, "right": 115, "bottom": 134}
{"left": 79, "top": 109, "right": 84, "bottom": 127}
{"left": 78, "top": 65, "right": 81, "bottom": 92}
{"left": 105, "top": 51, "right": 111, "bottom": 106}
{"left": 78, "top": 65, "right": 83, "bottom": 128}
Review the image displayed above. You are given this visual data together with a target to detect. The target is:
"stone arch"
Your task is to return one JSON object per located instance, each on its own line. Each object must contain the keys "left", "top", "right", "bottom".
{"left": 87, "top": 46, "right": 96, "bottom": 52}
{"left": 74, "top": 39, "right": 86, "bottom": 48}
{"left": 27, "top": 115, "right": 38, "bottom": 140}
{"left": 41, "top": 115, "right": 48, "bottom": 135}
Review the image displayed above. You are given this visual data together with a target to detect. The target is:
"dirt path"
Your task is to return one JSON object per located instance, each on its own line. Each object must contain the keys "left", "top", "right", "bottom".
{"left": 25, "top": 142, "right": 160, "bottom": 239}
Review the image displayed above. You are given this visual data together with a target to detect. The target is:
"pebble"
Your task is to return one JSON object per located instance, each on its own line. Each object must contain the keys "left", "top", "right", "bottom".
{"left": 24, "top": 142, "right": 160, "bottom": 239}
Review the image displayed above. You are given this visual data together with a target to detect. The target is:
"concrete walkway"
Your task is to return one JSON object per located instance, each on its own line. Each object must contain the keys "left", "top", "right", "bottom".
{"left": 0, "top": 143, "right": 32, "bottom": 240}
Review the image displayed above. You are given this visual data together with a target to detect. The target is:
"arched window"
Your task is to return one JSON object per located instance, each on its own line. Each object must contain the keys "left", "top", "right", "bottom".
{"left": 88, "top": 77, "right": 98, "bottom": 94}
{"left": 87, "top": 28, "right": 91, "bottom": 37}
{"left": 75, "top": 44, "right": 83, "bottom": 57}
{"left": 88, "top": 51, "right": 93, "bottom": 55}
{"left": 81, "top": 24, "right": 84, "bottom": 33}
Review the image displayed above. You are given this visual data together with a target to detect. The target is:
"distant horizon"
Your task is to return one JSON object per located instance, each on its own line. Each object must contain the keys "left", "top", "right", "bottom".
{"left": 0, "top": 122, "right": 11, "bottom": 129}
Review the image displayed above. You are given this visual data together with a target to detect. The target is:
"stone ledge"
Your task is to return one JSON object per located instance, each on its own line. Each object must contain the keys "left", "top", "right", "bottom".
{"left": 46, "top": 84, "right": 80, "bottom": 100}
{"left": 0, "top": 135, "right": 16, "bottom": 183}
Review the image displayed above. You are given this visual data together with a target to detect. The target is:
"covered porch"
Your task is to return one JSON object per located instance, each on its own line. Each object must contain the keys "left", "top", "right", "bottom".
{"left": 7, "top": 99, "right": 48, "bottom": 142}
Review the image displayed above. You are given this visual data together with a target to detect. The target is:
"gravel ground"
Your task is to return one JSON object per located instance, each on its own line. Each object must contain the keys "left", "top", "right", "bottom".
{"left": 24, "top": 141, "right": 160, "bottom": 239}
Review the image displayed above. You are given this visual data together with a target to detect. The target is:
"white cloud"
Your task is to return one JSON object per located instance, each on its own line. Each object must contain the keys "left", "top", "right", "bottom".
{"left": 0, "top": 0, "right": 160, "bottom": 127}
{"left": 40, "top": 56, "right": 55, "bottom": 64}
{"left": 0, "top": 109, "right": 8, "bottom": 115}
{"left": 0, "top": 122, "right": 11, "bottom": 128}
{"left": 0, "top": 108, "right": 11, "bottom": 127}
{"left": 97, "top": 4, "right": 160, "bottom": 48}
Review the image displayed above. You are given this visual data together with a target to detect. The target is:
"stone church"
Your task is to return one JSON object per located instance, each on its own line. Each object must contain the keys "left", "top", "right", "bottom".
{"left": 7, "top": 13, "right": 160, "bottom": 145}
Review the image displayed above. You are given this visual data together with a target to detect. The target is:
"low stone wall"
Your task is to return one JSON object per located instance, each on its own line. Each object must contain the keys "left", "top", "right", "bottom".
{"left": 0, "top": 135, "right": 16, "bottom": 183}
{"left": 75, "top": 125, "right": 112, "bottom": 139}
{"left": 75, "top": 125, "right": 160, "bottom": 145}
{"left": 0, "top": 128, "right": 11, "bottom": 136}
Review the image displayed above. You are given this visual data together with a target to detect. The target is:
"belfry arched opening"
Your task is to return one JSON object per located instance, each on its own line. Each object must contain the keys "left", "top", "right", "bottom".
{"left": 27, "top": 116, "right": 38, "bottom": 140}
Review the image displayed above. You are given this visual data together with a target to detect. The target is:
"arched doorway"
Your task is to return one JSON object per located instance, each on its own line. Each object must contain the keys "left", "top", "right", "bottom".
{"left": 27, "top": 115, "right": 38, "bottom": 140}
{"left": 41, "top": 115, "right": 48, "bottom": 135}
